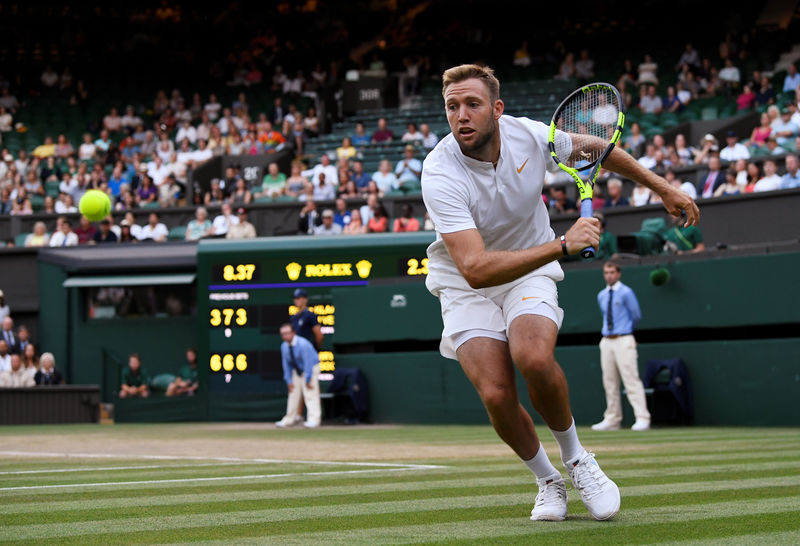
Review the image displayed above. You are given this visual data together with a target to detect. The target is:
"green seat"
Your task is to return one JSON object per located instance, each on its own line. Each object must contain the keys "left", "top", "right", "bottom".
{"left": 700, "top": 106, "right": 718, "bottom": 120}
{"left": 167, "top": 225, "right": 187, "bottom": 240}
{"left": 29, "top": 194, "right": 46, "bottom": 212}
{"left": 45, "top": 180, "right": 61, "bottom": 197}
{"left": 14, "top": 232, "right": 30, "bottom": 247}
{"left": 140, "top": 201, "right": 160, "bottom": 209}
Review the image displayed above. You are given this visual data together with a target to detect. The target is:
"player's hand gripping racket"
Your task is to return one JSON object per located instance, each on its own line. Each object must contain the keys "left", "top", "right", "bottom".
{"left": 548, "top": 83, "right": 625, "bottom": 258}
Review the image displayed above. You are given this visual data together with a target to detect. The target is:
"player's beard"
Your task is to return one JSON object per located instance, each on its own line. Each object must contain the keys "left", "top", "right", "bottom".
{"left": 454, "top": 112, "right": 495, "bottom": 151}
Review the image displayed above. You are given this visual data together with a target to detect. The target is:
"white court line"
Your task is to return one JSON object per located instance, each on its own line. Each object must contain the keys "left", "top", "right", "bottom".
{"left": 0, "top": 463, "right": 253, "bottom": 476}
{"left": 0, "top": 451, "right": 443, "bottom": 470}
{"left": 0, "top": 467, "right": 436, "bottom": 492}
{"left": 0, "top": 451, "right": 447, "bottom": 492}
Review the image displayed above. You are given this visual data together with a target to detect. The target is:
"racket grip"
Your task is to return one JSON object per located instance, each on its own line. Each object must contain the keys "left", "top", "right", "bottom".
{"left": 579, "top": 199, "right": 595, "bottom": 259}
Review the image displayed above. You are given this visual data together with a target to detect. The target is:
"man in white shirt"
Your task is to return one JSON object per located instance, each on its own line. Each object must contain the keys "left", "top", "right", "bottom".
{"left": 754, "top": 160, "right": 782, "bottom": 192}
{"left": 175, "top": 119, "right": 197, "bottom": 145}
{"left": 302, "top": 154, "right": 338, "bottom": 188}
{"left": 421, "top": 64, "right": 699, "bottom": 523}
{"left": 313, "top": 209, "right": 342, "bottom": 235}
{"left": 139, "top": 212, "right": 168, "bottom": 242}
{"left": 0, "top": 340, "right": 10, "bottom": 373}
{"left": 420, "top": 123, "right": 439, "bottom": 149}
{"left": 718, "top": 59, "right": 741, "bottom": 86}
{"left": 783, "top": 63, "right": 800, "bottom": 93}
{"left": 49, "top": 219, "right": 79, "bottom": 247}
{"left": 719, "top": 131, "right": 750, "bottom": 162}
{"left": 191, "top": 140, "right": 213, "bottom": 164}
{"left": 211, "top": 202, "right": 240, "bottom": 236}
{"left": 121, "top": 106, "right": 143, "bottom": 133}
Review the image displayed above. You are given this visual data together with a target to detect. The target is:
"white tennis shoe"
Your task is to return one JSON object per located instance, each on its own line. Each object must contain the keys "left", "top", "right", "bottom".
{"left": 591, "top": 420, "right": 620, "bottom": 431}
{"left": 530, "top": 475, "right": 568, "bottom": 521}
{"left": 631, "top": 419, "right": 650, "bottom": 431}
{"left": 565, "top": 451, "right": 620, "bottom": 520}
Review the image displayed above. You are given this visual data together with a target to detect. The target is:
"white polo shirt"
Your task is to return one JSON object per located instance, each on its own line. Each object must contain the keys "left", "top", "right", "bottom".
{"left": 422, "top": 115, "right": 569, "bottom": 294}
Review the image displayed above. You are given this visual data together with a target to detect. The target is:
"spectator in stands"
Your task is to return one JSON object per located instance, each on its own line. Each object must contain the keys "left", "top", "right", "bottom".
{"left": 0, "top": 187, "right": 11, "bottom": 215}
{"left": 624, "top": 123, "right": 645, "bottom": 158}
{"left": 697, "top": 155, "right": 725, "bottom": 198}
{"left": 121, "top": 105, "right": 143, "bottom": 134}
{"left": 747, "top": 113, "right": 773, "bottom": 153}
{"left": 275, "top": 322, "right": 321, "bottom": 428}
{"left": 75, "top": 216, "right": 97, "bottom": 245}
{"left": 303, "top": 107, "right": 319, "bottom": 138}
{"left": 140, "top": 131, "right": 157, "bottom": 158}
{"left": 338, "top": 179, "right": 359, "bottom": 199}
{"left": 351, "top": 122, "right": 371, "bottom": 148}
{"left": 720, "top": 131, "right": 750, "bottom": 162}
{"left": 314, "top": 209, "right": 342, "bottom": 236}
{"left": 789, "top": 102, "right": 800, "bottom": 130}
{"left": 513, "top": 40, "right": 531, "bottom": 67}
{"left": 35, "top": 352, "right": 63, "bottom": 385}
{"left": 0, "top": 88, "right": 20, "bottom": 113}
{"left": 310, "top": 173, "right": 334, "bottom": 202}
{"left": 119, "top": 353, "right": 150, "bottom": 398}
{"left": 420, "top": 123, "right": 439, "bottom": 150}
{"left": 639, "top": 85, "right": 662, "bottom": 114}
{"left": 372, "top": 118, "right": 394, "bottom": 144}
{"left": 185, "top": 207, "right": 212, "bottom": 240}
{"left": 40, "top": 65, "right": 59, "bottom": 90}
{"left": 764, "top": 135, "right": 784, "bottom": 156}
{"left": 367, "top": 202, "right": 389, "bottom": 233}
{"left": 393, "top": 204, "right": 420, "bottom": 232}
{"left": 743, "top": 162, "right": 760, "bottom": 193}
{"left": 554, "top": 52, "right": 575, "bottom": 80}
{"left": 718, "top": 58, "right": 741, "bottom": 90}
{"left": 140, "top": 212, "right": 168, "bottom": 242}
{"left": 734, "top": 159, "right": 749, "bottom": 189}
{"left": 395, "top": 145, "right": 423, "bottom": 190}
{"left": 631, "top": 183, "right": 652, "bottom": 206}
{"left": 285, "top": 162, "right": 309, "bottom": 199}
{"left": 783, "top": 63, "right": 800, "bottom": 94}
{"left": 21, "top": 342, "right": 38, "bottom": 380}
{"left": 673, "top": 134, "right": 694, "bottom": 166}
{"left": 0, "top": 354, "right": 34, "bottom": 387}
{"left": 663, "top": 86, "right": 681, "bottom": 113}
{"left": 228, "top": 177, "right": 252, "bottom": 206}
{"left": 298, "top": 199, "right": 321, "bottom": 235}
{"left": 675, "top": 43, "right": 700, "bottom": 72}
{"left": 255, "top": 163, "right": 286, "bottom": 200}
{"left": 713, "top": 168, "right": 741, "bottom": 197}
{"left": 0, "top": 340, "right": 9, "bottom": 372}
{"left": 54, "top": 134, "right": 74, "bottom": 159}
{"left": 781, "top": 154, "right": 800, "bottom": 189}
{"left": 663, "top": 214, "right": 704, "bottom": 254}
{"left": 755, "top": 75, "right": 776, "bottom": 107}
{"left": 637, "top": 143, "right": 657, "bottom": 170}
{"left": 773, "top": 107, "right": 799, "bottom": 148}
{"left": 675, "top": 81, "right": 692, "bottom": 107}
{"left": 1, "top": 316, "right": 17, "bottom": 354}
{"left": 136, "top": 174, "right": 157, "bottom": 206}
{"left": 32, "top": 136, "right": 56, "bottom": 159}
{"left": 226, "top": 207, "right": 256, "bottom": 239}
{"left": 49, "top": 218, "right": 78, "bottom": 247}
{"left": 373, "top": 159, "right": 399, "bottom": 194}
{"left": 336, "top": 136, "right": 357, "bottom": 160}
{"left": 754, "top": 160, "right": 782, "bottom": 192}
{"left": 204, "top": 93, "right": 222, "bottom": 121}
{"left": 94, "top": 130, "right": 112, "bottom": 160}
{"left": 103, "top": 107, "right": 123, "bottom": 133}
{"left": 211, "top": 202, "right": 239, "bottom": 236}
{"left": 302, "top": 154, "right": 338, "bottom": 188}
{"left": 736, "top": 84, "right": 756, "bottom": 111}
{"left": 350, "top": 160, "right": 371, "bottom": 192}
{"left": 166, "top": 347, "right": 199, "bottom": 397}
{"left": 693, "top": 134, "right": 719, "bottom": 165}
{"left": 333, "top": 198, "right": 351, "bottom": 228}
{"left": 548, "top": 185, "right": 577, "bottom": 213}
{"left": 24, "top": 221, "right": 50, "bottom": 247}
{"left": 575, "top": 49, "right": 595, "bottom": 82}
{"left": 343, "top": 209, "right": 367, "bottom": 234}
{"left": 118, "top": 219, "right": 137, "bottom": 243}
{"left": 91, "top": 219, "right": 117, "bottom": 244}
{"left": 637, "top": 54, "right": 659, "bottom": 85}
{"left": 122, "top": 212, "right": 143, "bottom": 240}
{"left": 401, "top": 123, "right": 424, "bottom": 145}
{"left": 604, "top": 178, "right": 630, "bottom": 208}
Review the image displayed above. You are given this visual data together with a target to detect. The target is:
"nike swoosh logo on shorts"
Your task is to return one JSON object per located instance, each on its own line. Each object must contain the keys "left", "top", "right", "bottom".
{"left": 517, "top": 158, "right": 529, "bottom": 174}
{"left": 522, "top": 296, "right": 539, "bottom": 301}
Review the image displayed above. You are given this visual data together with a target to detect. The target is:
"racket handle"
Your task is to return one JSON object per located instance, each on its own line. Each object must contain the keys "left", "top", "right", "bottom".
{"left": 579, "top": 199, "right": 595, "bottom": 259}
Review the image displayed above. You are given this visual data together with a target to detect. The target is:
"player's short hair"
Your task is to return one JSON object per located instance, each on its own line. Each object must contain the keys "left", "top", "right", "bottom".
{"left": 442, "top": 64, "right": 500, "bottom": 103}
{"left": 604, "top": 260, "right": 621, "bottom": 272}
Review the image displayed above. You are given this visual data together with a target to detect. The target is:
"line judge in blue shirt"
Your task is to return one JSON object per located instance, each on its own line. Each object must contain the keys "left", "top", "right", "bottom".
{"left": 275, "top": 322, "right": 321, "bottom": 428}
{"left": 592, "top": 261, "right": 651, "bottom": 432}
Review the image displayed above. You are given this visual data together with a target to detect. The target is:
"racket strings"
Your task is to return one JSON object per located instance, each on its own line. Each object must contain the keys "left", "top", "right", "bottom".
{"left": 555, "top": 87, "right": 620, "bottom": 169}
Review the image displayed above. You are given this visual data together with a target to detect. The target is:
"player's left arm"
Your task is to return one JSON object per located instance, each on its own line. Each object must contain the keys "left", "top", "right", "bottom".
{"left": 604, "top": 147, "right": 700, "bottom": 227}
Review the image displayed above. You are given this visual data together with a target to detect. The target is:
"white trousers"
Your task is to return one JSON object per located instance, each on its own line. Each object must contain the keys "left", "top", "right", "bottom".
{"left": 599, "top": 335, "right": 651, "bottom": 424}
{"left": 283, "top": 364, "right": 321, "bottom": 424}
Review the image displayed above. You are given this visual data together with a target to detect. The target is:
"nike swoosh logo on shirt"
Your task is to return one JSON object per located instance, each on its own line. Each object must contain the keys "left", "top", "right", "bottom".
{"left": 522, "top": 296, "right": 539, "bottom": 301}
{"left": 517, "top": 158, "right": 529, "bottom": 174}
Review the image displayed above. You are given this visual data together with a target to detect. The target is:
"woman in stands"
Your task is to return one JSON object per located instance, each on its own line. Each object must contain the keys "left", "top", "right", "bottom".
{"left": 714, "top": 169, "right": 741, "bottom": 197}
{"left": 22, "top": 343, "right": 39, "bottom": 381}
{"left": 673, "top": 134, "right": 695, "bottom": 166}
{"left": 367, "top": 202, "right": 389, "bottom": 233}
{"left": 136, "top": 175, "right": 157, "bottom": 205}
{"left": 744, "top": 162, "right": 761, "bottom": 193}
{"left": 24, "top": 221, "right": 50, "bottom": 247}
{"left": 343, "top": 208, "right": 367, "bottom": 235}
{"left": 747, "top": 113, "right": 772, "bottom": 152}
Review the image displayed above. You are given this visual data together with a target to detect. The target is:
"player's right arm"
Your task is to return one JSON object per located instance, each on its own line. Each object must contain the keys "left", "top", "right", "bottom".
{"left": 441, "top": 221, "right": 599, "bottom": 289}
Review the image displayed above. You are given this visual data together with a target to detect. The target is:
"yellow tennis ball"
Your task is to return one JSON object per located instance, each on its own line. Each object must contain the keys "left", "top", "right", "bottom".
{"left": 79, "top": 190, "right": 112, "bottom": 222}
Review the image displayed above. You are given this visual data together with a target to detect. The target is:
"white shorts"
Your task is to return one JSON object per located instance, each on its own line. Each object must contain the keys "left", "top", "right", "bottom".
{"left": 436, "top": 275, "right": 564, "bottom": 360}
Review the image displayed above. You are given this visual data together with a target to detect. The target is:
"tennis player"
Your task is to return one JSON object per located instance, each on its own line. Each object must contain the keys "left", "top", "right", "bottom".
{"left": 421, "top": 64, "right": 699, "bottom": 521}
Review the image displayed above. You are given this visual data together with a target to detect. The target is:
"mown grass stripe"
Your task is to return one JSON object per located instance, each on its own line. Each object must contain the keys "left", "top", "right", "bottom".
{"left": 659, "top": 529, "right": 800, "bottom": 545}
{"left": 3, "top": 473, "right": 798, "bottom": 517}
{"left": 150, "top": 499, "right": 800, "bottom": 545}
{"left": 3, "top": 483, "right": 800, "bottom": 541}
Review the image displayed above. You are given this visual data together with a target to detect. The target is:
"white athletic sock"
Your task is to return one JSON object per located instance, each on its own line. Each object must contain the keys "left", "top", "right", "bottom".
{"left": 521, "top": 442, "right": 561, "bottom": 480}
{"left": 550, "top": 419, "right": 586, "bottom": 465}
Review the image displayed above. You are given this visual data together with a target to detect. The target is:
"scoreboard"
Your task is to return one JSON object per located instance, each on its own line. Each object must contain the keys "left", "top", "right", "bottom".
{"left": 196, "top": 232, "right": 436, "bottom": 394}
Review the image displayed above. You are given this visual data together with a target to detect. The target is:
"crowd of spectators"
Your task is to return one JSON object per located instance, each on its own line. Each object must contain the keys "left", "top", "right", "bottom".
{"left": 0, "top": 293, "right": 62, "bottom": 387}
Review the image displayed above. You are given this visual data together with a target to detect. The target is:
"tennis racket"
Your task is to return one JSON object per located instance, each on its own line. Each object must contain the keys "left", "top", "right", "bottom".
{"left": 548, "top": 82, "right": 625, "bottom": 258}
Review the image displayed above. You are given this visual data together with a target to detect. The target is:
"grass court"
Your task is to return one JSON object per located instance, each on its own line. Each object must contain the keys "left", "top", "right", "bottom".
{"left": 1, "top": 424, "right": 799, "bottom": 544}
